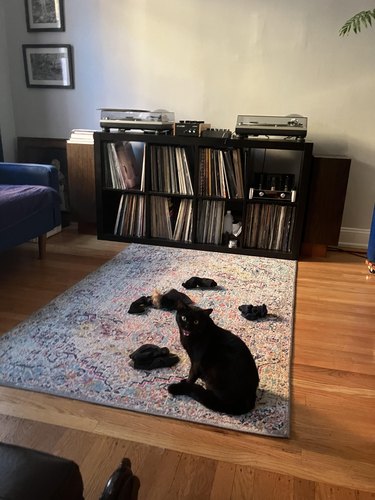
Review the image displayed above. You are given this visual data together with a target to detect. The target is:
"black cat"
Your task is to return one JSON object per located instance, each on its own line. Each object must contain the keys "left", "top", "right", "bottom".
{"left": 168, "top": 304, "right": 259, "bottom": 415}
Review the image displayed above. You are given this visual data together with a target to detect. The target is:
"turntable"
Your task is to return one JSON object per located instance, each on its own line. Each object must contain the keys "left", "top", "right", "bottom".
{"left": 100, "top": 108, "right": 175, "bottom": 133}
{"left": 235, "top": 115, "right": 307, "bottom": 140}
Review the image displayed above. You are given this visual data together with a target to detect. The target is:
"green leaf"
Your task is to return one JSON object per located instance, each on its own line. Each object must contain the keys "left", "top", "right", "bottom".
{"left": 339, "top": 9, "right": 375, "bottom": 36}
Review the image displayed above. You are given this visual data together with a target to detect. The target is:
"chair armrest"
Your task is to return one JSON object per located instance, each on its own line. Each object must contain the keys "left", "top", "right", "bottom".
{"left": 0, "top": 162, "right": 59, "bottom": 192}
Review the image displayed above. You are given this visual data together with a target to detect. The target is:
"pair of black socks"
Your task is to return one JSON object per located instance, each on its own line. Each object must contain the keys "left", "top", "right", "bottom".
{"left": 238, "top": 304, "right": 268, "bottom": 321}
{"left": 182, "top": 277, "right": 217, "bottom": 289}
{"left": 130, "top": 344, "right": 179, "bottom": 370}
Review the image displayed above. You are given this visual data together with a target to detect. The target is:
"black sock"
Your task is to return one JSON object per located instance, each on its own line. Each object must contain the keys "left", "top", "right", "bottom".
{"left": 182, "top": 277, "right": 217, "bottom": 289}
{"left": 238, "top": 304, "right": 268, "bottom": 320}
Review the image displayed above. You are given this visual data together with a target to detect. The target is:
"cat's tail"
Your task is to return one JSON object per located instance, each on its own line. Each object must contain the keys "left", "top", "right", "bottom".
{"left": 168, "top": 381, "right": 255, "bottom": 415}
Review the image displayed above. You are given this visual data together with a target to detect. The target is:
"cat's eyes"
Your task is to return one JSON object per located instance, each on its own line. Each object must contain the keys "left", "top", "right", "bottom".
{"left": 180, "top": 315, "right": 198, "bottom": 325}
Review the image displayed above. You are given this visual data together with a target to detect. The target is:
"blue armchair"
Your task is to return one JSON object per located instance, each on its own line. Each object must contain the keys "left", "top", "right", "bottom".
{"left": 0, "top": 162, "right": 61, "bottom": 258}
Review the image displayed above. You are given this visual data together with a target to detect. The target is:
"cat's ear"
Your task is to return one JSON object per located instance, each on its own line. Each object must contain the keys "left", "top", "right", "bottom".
{"left": 203, "top": 308, "right": 213, "bottom": 316}
{"left": 175, "top": 300, "right": 187, "bottom": 311}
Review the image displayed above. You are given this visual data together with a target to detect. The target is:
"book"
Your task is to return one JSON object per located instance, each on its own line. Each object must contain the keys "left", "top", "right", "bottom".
{"left": 232, "top": 149, "right": 244, "bottom": 198}
{"left": 223, "top": 151, "right": 236, "bottom": 198}
{"left": 67, "top": 129, "right": 96, "bottom": 144}
{"left": 181, "top": 148, "right": 194, "bottom": 195}
{"left": 107, "top": 143, "right": 123, "bottom": 189}
{"left": 114, "top": 141, "right": 141, "bottom": 190}
{"left": 175, "top": 147, "right": 187, "bottom": 194}
{"left": 114, "top": 194, "right": 125, "bottom": 234}
{"left": 275, "top": 205, "right": 287, "bottom": 250}
{"left": 249, "top": 203, "right": 260, "bottom": 248}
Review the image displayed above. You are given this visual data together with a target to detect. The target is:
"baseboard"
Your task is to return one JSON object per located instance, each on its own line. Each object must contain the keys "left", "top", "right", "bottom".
{"left": 339, "top": 227, "right": 369, "bottom": 250}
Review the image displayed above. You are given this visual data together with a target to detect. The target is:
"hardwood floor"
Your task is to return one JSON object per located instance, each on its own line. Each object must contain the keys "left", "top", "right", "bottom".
{"left": 0, "top": 226, "right": 374, "bottom": 499}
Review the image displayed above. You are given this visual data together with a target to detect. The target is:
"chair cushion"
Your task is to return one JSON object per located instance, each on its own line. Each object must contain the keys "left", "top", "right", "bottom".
{"left": 0, "top": 442, "right": 83, "bottom": 500}
{"left": 0, "top": 185, "right": 60, "bottom": 233}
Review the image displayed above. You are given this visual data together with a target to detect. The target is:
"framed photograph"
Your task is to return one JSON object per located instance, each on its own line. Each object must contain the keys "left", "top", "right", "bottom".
{"left": 17, "top": 137, "right": 70, "bottom": 226}
{"left": 22, "top": 44, "right": 74, "bottom": 89}
{"left": 25, "top": 0, "right": 65, "bottom": 32}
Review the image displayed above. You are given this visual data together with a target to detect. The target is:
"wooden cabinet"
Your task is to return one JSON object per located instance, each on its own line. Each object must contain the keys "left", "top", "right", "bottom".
{"left": 66, "top": 142, "right": 96, "bottom": 233}
{"left": 302, "top": 155, "right": 351, "bottom": 256}
{"left": 94, "top": 132, "right": 313, "bottom": 260}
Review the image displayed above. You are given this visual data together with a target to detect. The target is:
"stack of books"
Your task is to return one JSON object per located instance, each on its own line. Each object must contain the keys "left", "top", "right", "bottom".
{"left": 67, "top": 129, "right": 96, "bottom": 144}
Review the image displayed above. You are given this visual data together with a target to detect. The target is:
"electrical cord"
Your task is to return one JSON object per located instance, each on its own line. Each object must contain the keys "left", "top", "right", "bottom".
{"left": 327, "top": 246, "right": 367, "bottom": 259}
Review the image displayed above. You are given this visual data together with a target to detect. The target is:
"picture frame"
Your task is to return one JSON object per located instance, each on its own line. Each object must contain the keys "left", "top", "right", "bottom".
{"left": 24, "top": 0, "right": 65, "bottom": 32}
{"left": 22, "top": 44, "right": 74, "bottom": 89}
{"left": 17, "top": 137, "right": 70, "bottom": 226}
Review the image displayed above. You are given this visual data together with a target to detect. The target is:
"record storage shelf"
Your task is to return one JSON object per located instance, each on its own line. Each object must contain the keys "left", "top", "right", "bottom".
{"left": 94, "top": 131, "right": 313, "bottom": 260}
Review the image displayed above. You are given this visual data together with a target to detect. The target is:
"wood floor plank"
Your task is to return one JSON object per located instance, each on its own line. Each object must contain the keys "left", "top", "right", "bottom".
{"left": 231, "top": 465, "right": 254, "bottom": 499}
{"left": 315, "top": 483, "right": 357, "bottom": 500}
{"left": 52, "top": 427, "right": 98, "bottom": 465}
{"left": 357, "top": 492, "right": 375, "bottom": 500}
{"left": 253, "top": 469, "right": 293, "bottom": 500}
{"left": 138, "top": 448, "right": 182, "bottom": 500}
{"left": 0, "top": 415, "right": 64, "bottom": 452}
{"left": 292, "top": 477, "right": 315, "bottom": 500}
{"left": 0, "top": 415, "right": 33, "bottom": 441}
{"left": 167, "top": 453, "right": 217, "bottom": 500}
{"left": 79, "top": 435, "right": 137, "bottom": 499}
{"left": 209, "top": 460, "right": 236, "bottom": 500}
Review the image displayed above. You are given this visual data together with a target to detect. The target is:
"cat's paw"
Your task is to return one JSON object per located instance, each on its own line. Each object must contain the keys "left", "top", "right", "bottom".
{"left": 168, "top": 380, "right": 191, "bottom": 396}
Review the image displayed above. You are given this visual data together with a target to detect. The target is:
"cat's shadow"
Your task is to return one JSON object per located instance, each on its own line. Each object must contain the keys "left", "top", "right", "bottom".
{"left": 221, "top": 388, "right": 289, "bottom": 429}
{"left": 193, "top": 285, "right": 226, "bottom": 292}
{"left": 252, "top": 313, "right": 283, "bottom": 322}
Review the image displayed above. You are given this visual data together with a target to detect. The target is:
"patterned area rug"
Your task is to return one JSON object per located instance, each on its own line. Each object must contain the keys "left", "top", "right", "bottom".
{"left": 0, "top": 244, "right": 297, "bottom": 437}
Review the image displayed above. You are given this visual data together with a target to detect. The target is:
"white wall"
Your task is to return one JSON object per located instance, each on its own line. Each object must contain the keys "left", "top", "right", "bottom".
{"left": 2, "top": 0, "right": 375, "bottom": 246}
{"left": 0, "top": 1, "right": 16, "bottom": 160}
